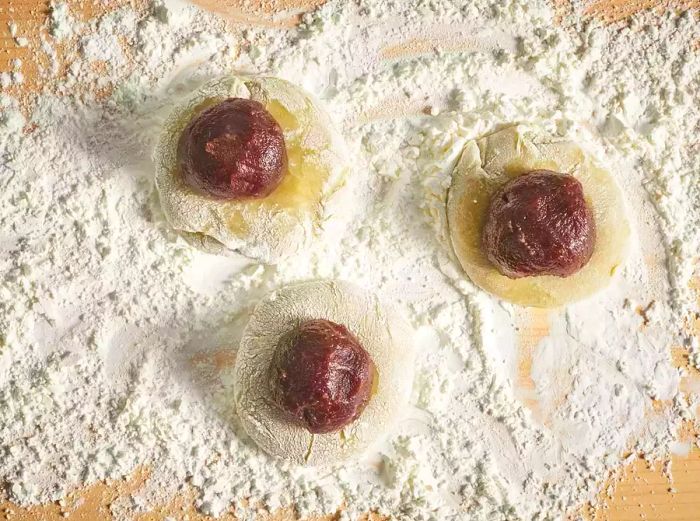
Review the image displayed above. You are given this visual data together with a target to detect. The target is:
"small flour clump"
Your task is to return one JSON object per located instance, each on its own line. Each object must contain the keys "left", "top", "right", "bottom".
{"left": 49, "top": 1, "right": 76, "bottom": 41}
{"left": 0, "top": 0, "right": 699, "bottom": 520}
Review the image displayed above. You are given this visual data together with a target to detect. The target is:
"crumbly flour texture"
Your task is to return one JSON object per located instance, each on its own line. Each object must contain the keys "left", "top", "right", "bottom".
{"left": 1, "top": 1, "right": 699, "bottom": 520}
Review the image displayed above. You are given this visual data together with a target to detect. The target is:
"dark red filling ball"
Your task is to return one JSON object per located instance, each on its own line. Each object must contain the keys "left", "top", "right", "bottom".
{"left": 177, "top": 98, "right": 287, "bottom": 200}
{"left": 270, "top": 319, "right": 375, "bottom": 434}
{"left": 481, "top": 170, "right": 596, "bottom": 279}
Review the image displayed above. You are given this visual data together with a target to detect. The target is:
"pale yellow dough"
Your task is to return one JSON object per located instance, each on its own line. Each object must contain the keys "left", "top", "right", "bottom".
{"left": 154, "top": 76, "right": 350, "bottom": 264}
{"left": 446, "top": 125, "right": 630, "bottom": 308}
{"left": 234, "top": 280, "right": 416, "bottom": 466}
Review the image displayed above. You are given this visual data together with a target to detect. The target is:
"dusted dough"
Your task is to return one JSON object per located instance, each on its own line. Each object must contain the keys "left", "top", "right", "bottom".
{"left": 447, "top": 125, "right": 629, "bottom": 307}
{"left": 155, "top": 76, "right": 350, "bottom": 264}
{"left": 234, "top": 280, "right": 415, "bottom": 466}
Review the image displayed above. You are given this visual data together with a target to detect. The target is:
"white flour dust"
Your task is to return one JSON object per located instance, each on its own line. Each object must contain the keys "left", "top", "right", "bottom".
{"left": 0, "top": 0, "right": 699, "bottom": 520}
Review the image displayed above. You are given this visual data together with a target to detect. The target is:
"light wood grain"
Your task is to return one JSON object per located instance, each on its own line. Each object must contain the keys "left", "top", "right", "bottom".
{"left": 192, "top": 0, "right": 326, "bottom": 25}
{"left": 1, "top": 1, "right": 699, "bottom": 520}
{"left": 583, "top": 0, "right": 700, "bottom": 21}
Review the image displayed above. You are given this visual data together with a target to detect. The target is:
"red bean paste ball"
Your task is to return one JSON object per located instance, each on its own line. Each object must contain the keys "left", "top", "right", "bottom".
{"left": 177, "top": 98, "right": 287, "bottom": 200}
{"left": 481, "top": 170, "right": 596, "bottom": 279}
{"left": 270, "top": 319, "right": 376, "bottom": 434}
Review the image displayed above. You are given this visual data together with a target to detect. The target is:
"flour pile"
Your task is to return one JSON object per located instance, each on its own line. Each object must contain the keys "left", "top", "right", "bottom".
{"left": 0, "top": 0, "right": 699, "bottom": 520}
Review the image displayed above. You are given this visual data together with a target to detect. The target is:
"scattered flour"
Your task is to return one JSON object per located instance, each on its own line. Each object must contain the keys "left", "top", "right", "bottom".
{"left": 0, "top": 0, "right": 699, "bottom": 520}
{"left": 49, "top": 1, "right": 76, "bottom": 41}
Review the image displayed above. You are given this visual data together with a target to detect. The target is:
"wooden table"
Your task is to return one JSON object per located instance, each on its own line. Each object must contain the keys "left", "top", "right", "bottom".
{"left": 1, "top": 1, "right": 699, "bottom": 520}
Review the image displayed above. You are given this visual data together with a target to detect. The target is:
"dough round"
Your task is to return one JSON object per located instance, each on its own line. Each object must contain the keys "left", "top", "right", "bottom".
{"left": 446, "top": 125, "right": 630, "bottom": 307}
{"left": 234, "top": 280, "right": 415, "bottom": 466}
{"left": 154, "top": 76, "right": 351, "bottom": 263}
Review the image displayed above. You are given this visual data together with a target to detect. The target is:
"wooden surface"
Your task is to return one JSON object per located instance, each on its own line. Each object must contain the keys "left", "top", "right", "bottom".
{"left": 1, "top": 1, "right": 699, "bottom": 520}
